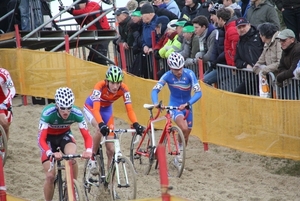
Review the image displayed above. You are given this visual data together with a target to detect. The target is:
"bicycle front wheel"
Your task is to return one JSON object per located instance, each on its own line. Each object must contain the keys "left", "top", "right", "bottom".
{"left": 63, "top": 179, "right": 84, "bottom": 201}
{"left": 163, "top": 126, "right": 186, "bottom": 178}
{"left": 83, "top": 158, "right": 101, "bottom": 201}
{"left": 110, "top": 156, "right": 137, "bottom": 200}
{"left": 0, "top": 125, "right": 8, "bottom": 166}
{"left": 130, "top": 131, "right": 153, "bottom": 175}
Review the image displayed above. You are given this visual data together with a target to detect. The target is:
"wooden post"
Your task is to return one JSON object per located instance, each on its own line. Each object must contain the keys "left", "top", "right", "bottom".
{"left": 64, "top": 160, "right": 75, "bottom": 200}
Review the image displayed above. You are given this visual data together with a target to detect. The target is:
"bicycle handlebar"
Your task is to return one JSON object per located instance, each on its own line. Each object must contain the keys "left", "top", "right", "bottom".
{"left": 48, "top": 154, "right": 82, "bottom": 172}
{"left": 100, "top": 128, "right": 137, "bottom": 145}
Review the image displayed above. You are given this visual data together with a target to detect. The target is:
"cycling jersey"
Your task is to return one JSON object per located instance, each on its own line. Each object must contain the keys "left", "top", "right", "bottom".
{"left": 84, "top": 80, "right": 138, "bottom": 124}
{"left": 151, "top": 68, "right": 202, "bottom": 106}
{"left": 0, "top": 68, "right": 15, "bottom": 106}
{"left": 37, "top": 104, "right": 93, "bottom": 156}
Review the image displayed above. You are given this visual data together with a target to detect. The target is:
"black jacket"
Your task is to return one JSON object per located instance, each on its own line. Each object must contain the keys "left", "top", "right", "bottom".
{"left": 272, "top": 0, "right": 300, "bottom": 10}
{"left": 235, "top": 26, "right": 264, "bottom": 69}
{"left": 153, "top": 5, "right": 178, "bottom": 21}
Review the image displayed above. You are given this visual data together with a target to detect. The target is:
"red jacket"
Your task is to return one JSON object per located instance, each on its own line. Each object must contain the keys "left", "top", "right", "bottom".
{"left": 72, "top": 1, "right": 110, "bottom": 30}
{"left": 224, "top": 20, "right": 239, "bottom": 66}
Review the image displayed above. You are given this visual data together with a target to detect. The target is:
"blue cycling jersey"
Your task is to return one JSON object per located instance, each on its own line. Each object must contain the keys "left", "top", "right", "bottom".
{"left": 151, "top": 68, "right": 202, "bottom": 106}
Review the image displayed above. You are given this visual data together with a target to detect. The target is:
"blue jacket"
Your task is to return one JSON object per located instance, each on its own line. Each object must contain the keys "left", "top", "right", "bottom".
{"left": 142, "top": 15, "right": 169, "bottom": 48}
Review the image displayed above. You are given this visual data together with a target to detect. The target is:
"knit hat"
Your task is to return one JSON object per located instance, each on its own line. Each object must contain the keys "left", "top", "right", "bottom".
{"left": 175, "top": 18, "right": 188, "bottom": 27}
{"left": 209, "top": 3, "right": 223, "bottom": 15}
{"left": 276, "top": 29, "right": 295, "bottom": 40}
{"left": 167, "top": 19, "right": 178, "bottom": 31}
{"left": 113, "top": 7, "right": 129, "bottom": 16}
{"left": 131, "top": 10, "right": 142, "bottom": 17}
{"left": 182, "top": 22, "right": 194, "bottom": 33}
{"left": 235, "top": 17, "right": 250, "bottom": 27}
{"left": 140, "top": 3, "right": 154, "bottom": 14}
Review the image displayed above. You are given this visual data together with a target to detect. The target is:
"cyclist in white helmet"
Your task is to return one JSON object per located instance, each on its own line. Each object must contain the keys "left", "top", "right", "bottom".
{"left": 37, "top": 87, "right": 93, "bottom": 201}
{"left": 151, "top": 52, "right": 202, "bottom": 165}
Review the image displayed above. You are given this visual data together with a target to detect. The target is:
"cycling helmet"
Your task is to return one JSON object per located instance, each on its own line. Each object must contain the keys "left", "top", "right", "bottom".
{"left": 167, "top": 52, "right": 185, "bottom": 69}
{"left": 106, "top": 66, "right": 124, "bottom": 82}
{"left": 55, "top": 87, "right": 75, "bottom": 107}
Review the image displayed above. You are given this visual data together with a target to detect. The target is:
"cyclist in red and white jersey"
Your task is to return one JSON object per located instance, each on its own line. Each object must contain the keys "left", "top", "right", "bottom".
{"left": 0, "top": 68, "right": 16, "bottom": 141}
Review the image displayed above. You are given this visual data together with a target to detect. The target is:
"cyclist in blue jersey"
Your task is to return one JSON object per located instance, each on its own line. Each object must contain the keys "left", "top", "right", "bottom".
{"left": 151, "top": 52, "right": 202, "bottom": 163}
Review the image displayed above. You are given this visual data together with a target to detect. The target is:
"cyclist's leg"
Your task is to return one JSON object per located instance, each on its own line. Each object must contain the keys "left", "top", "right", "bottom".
{"left": 41, "top": 136, "right": 58, "bottom": 201}
{"left": 173, "top": 110, "right": 191, "bottom": 146}
{"left": 61, "top": 132, "right": 78, "bottom": 179}
{"left": 105, "top": 115, "right": 114, "bottom": 170}
{"left": 0, "top": 109, "right": 11, "bottom": 140}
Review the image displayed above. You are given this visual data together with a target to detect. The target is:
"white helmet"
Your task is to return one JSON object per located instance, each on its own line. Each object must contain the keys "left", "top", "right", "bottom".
{"left": 167, "top": 52, "right": 185, "bottom": 69}
{"left": 55, "top": 87, "right": 75, "bottom": 107}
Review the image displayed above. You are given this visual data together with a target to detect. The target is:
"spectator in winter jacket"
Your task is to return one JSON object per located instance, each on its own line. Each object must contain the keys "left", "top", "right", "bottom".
{"left": 69, "top": 0, "right": 110, "bottom": 65}
{"left": 140, "top": 3, "right": 169, "bottom": 54}
{"left": 209, "top": 3, "right": 224, "bottom": 26}
{"left": 130, "top": 9, "right": 144, "bottom": 55}
{"left": 276, "top": 29, "right": 300, "bottom": 87}
{"left": 238, "top": 0, "right": 251, "bottom": 17}
{"left": 253, "top": 23, "right": 281, "bottom": 76}
{"left": 273, "top": 0, "right": 300, "bottom": 41}
{"left": 234, "top": 17, "right": 264, "bottom": 94}
{"left": 139, "top": 1, "right": 178, "bottom": 21}
{"left": 246, "top": 0, "right": 280, "bottom": 29}
{"left": 178, "top": 22, "right": 197, "bottom": 59}
{"left": 113, "top": 7, "right": 134, "bottom": 50}
{"left": 223, "top": 0, "right": 242, "bottom": 17}
{"left": 217, "top": 7, "right": 239, "bottom": 66}
{"left": 180, "top": 0, "right": 202, "bottom": 21}
{"left": 164, "top": 0, "right": 181, "bottom": 18}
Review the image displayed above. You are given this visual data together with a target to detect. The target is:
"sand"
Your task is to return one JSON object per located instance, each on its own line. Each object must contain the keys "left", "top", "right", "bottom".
{"left": 3, "top": 96, "right": 300, "bottom": 201}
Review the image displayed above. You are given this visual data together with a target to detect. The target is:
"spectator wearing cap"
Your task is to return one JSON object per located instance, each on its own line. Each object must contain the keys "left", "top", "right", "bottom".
{"left": 130, "top": 9, "right": 144, "bottom": 54}
{"left": 69, "top": 0, "right": 110, "bottom": 65}
{"left": 164, "top": 0, "right": 181, "bottom": 18}
{"left": 217, "top": 7, "right": 239, "bottom": 66}
{"left": 276, "top": 29, "right": 300, "bottom": 88}
{"left": 178, "top": 22, "right": 198, "bottom": 59}
{"left": 140, "top": 3, "right": 169, "bottom": 54}
{"left": 252, "top": 23, "right": 281, "bottom": 76}
{"left": 273, "top": 0, "right": 300, "bottom": 41}
{"left": 246, "top": 0, "right": 280, "bottom": 30}
{"left": 113, "top": 7, "right": 134, "bottom": 50}
{"left": 209, "top": 3, "right": 224, "bottom": 26}
{"left": 139, "top": 1, "right": 178, "bottom": 21}
{"left": 234, "top": 17, "right": 263, "bottom": 94}
{"left": 158, "top": 19, "right": 182, "bottom": 59}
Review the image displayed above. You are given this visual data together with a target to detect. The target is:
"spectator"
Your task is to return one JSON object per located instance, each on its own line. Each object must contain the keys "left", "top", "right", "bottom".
{"left": 67, "top": 0, "right": 110, "bottom": 65}
{"left": 140, "top": 1, "right": 178, "bottom": 21}
{"left": 178, "top": 22, "right": 197, "bottom": 59}
{"left": 273, "top": 0, "right": 300, "bottom": 41}
{"left": 175, "top": 0, "right": 185, "bottom": 10}
{"left": 126, "top": 0, "right": 139, "bottom": 12}
{"left": 276, "top": 29, "right": 300, "bottom": 87}
{"left": 181, "top": 0, "right": 202, "bottom": 21}
{"left": 209, "top": 3, "right": 224, "bottom": 26}
{"left": 246, "top": 0, "right": 280, "bottom": 29}
{"left": 238, "top": 0, "right": 251, "bottom": 17}
{"left": 140, "top": 3, "right": 169, "bottom": 54}
{"left": 222, "top": 0, "right": 242, "bottom": 17}
{"left": 158, "top": 19, "right": 182, "bottom": 59}
{"left": 164, "top": 0, "right": 181, "bottom": 18}
{"left": 189, "top": 15, "right": 217, "bottom": 65}
{"left": 19, "top": 0, "right": 43, "bottom": 31}
{"left": 253, "top": 23, "right": 281, "bottom": 76}
{"left": 195, "top": 1, "right": 211, "bottom": 21}
{"left": 234, "top": 17, "right": 264, "bottom": 94}
{"left": 113, "top": 7, "right": 134, "bottom": 50}
{"left": 217, "top": 7, "right": 239, "bottom": 66}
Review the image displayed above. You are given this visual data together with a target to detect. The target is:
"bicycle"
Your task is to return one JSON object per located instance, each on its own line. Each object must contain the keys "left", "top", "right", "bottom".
{"left": 83, "top": 128, "right": 137, "bottom": 201}
{"left": 0, "top": 106, "right": 12, "bottom": 167}
{"left": 130, "top": 101, "right": 187, "bottom": 178}
{"left": 48, "top": 153, "right": 84, "bottom": 201}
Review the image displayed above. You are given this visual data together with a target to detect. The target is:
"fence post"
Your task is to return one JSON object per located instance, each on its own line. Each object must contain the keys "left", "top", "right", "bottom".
{"left": 151, "top": 31, "right": 158, "bottom": 80}
{"left": 119, "top": 43, "right": 127, "bottom": 71}
{"left": 156, "top": 144, "right": 171, "bottom": 201}
{"left": 0, "top": 155, "right": 7, "bottom": 201}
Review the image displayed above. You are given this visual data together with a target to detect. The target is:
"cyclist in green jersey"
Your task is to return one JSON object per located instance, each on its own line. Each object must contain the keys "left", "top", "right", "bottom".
{"left": 37, "top": 87, "right": 93, "bottom": 201}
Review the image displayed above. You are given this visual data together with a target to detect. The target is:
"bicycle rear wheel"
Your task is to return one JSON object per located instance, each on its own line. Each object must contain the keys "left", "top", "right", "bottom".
{"left": 163, "top": 126, "right": 186, "bottom": 178}
{"left": 130, "top": 131, "right": 153, "bottom": 175}
{"left": 110, "top": 156, "right": 137, "bottom": 200}
{"left": 62, "top": 179, "right": 84, "bottom": 201}
{"left": 0, "top": 125, "right": 7, "bottom": 166}
{"left": 83, "top": 158, "right": 101, "bottom": 201}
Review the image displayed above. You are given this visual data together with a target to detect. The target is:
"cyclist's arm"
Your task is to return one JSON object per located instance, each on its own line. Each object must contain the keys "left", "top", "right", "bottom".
{"left": 151, "top": 80, "right": 166, "bottom": 105}
{"left": 187, "top": 72, "right": 202, "bottom": 105}
{"left": 37, "top": 120, "right": 52, "bottom": 157}
{"left": 0, "top": 71, "right": 16, "bottom": 105}
{"left": 121, "top": 85, "right": 138, "bottom": 123}
{"left": 78, "top": 120, "right": 93, "bottom": 153}
{"left": 90, "top": 82, "right": 105, "bottom": 124}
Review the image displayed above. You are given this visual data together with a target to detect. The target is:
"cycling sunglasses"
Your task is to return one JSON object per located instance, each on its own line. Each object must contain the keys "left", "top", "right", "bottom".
{"left": 59, "top": 106, "right": 72, "bottom": 111}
